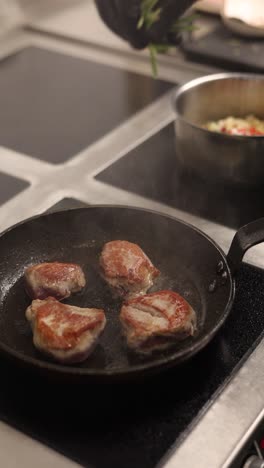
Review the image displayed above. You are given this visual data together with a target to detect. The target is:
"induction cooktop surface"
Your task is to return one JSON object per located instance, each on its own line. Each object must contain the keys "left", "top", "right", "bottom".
{"left": 96, "top": 123, "right": 264, "bottom": 230}
{"left": 0, "top": 46, "right": 172, "bottom": 164}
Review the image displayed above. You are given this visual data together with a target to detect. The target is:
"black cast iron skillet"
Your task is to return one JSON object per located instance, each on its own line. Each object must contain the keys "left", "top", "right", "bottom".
{"left": 0, "top": 205, "right": 263, "bottom": 382}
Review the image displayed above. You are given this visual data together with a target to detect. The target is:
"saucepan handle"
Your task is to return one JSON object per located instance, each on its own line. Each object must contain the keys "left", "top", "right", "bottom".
{"left": 227, "top": 218, "right": 264, "bottom": 276}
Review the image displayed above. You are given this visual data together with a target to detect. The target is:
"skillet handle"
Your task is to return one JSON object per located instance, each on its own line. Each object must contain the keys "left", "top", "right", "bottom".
{"left": 227, "top": 218, "right": 264, "bottom": 276}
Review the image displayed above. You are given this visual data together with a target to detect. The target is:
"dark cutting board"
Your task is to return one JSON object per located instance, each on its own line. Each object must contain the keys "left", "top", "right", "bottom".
{"left": 181, "top": 22, "right": 264, "bottom": 72}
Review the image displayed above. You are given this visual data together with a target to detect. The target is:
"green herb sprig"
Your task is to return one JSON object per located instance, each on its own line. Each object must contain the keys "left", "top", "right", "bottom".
{"left": 137, "top": 0, "right": 162, "bottom": 30}
{"left": 138, "top": 0, "right": 198, "bottom": 77}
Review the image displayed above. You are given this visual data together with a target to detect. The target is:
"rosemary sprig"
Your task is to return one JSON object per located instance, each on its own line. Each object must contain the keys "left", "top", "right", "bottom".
{"left": 137, "top": 0, "right": 198, "bottom": 77}
{"left": 137, "top": 0, "right": 161, "bottom": 30}
{"left": 148, "top": 43, "right": 158, "bottom": 77}
{"left": 169, "top": 14, "right": 198, "bottom": 33}
{"left": 148, "top": 42, "right": 171, "bottom": 77}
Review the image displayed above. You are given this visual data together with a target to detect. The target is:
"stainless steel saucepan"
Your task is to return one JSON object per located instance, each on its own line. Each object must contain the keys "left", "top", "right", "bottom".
{"left": 173, "top": 73, "right": 264, "bottom": 185}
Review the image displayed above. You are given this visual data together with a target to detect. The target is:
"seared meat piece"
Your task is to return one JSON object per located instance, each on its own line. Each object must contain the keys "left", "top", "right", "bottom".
{"left": 26, "top": 297, "right": 106, "bottom": 364}
{"left": 100, "top": 240, "right": 159, "bottom": 298}
{"left": 25, "top": 262, "right": 86, "bottom": 300}
{"left": 120, "top": 290, "right": 196, "bottom": 354}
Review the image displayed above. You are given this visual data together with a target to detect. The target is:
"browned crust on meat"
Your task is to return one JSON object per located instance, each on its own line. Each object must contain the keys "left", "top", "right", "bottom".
{"left": 26, "top": 297, "right": 106, "bottom": 362}
{"left": 100, "top": 240, "right": 159, "bottom": 297}
{"left": 26, "top": 263, "right": 81, "bottom": 282}
{"left": 34, "top": 299, "right": 104, "bottom": 350}
{"left": 25, "top": 262, "right": 86, "bottom": 300}
{"left": 120, "top": 290, "right": 196, "bottom": 354}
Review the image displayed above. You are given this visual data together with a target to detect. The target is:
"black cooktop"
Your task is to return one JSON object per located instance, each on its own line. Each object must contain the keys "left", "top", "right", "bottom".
{"left": 96, "top": 123, "right": 264, "bottom": 230}
{"left": 0, "top": 198, "right": 264, "bottom": 468}
{"left": 0, "top": 171, "right": 29, "bottom": 205}
{"left": 0, "top": 46, "right": 172, "bottom": 164}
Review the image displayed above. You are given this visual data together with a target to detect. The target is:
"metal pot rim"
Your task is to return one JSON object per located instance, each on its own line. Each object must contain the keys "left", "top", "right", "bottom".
{"left": 172, "top": 72, "right": 264, "bottom": 139}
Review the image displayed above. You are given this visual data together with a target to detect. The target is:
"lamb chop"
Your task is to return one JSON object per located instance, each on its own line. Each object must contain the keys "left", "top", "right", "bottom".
{"left": 25, "top": 262, "right": 86, "bottom": 300}
{"left": 120, "top": 290, "right": 196, "bottom": 354}
{"left": 26, "top": 297, "right": 106, "bottom": 364}
{"left": 100, "top": 240, "right": 159, "bottom": 298}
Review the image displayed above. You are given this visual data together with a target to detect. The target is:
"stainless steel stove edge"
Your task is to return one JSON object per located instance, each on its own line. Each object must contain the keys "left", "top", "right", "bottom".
{"left": 160, "top": 337, "right": 264, "bottom": 468}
